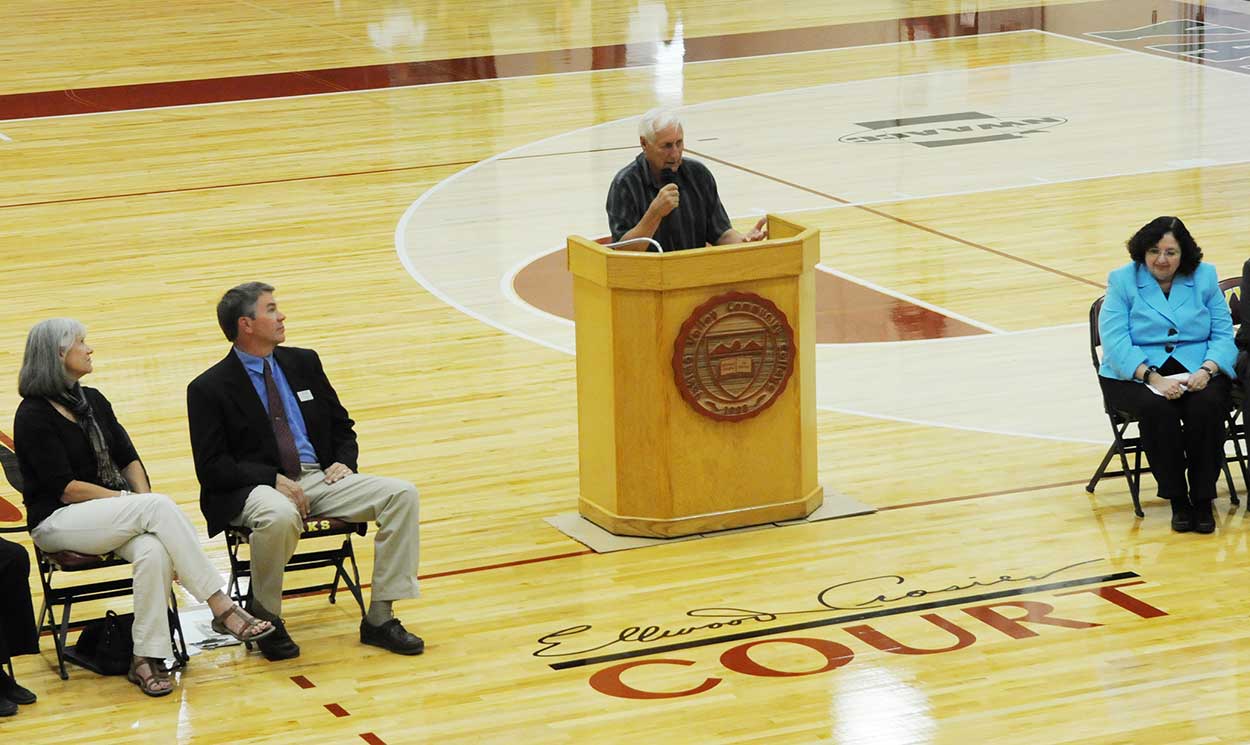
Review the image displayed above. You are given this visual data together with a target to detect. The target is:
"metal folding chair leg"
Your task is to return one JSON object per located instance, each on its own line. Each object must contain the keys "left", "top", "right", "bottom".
{"left": 1087, "top": 415, "right": 1146, "bottom": 518}
{"left": 1086, "top": 444, "right": 1118, "bottom": 494}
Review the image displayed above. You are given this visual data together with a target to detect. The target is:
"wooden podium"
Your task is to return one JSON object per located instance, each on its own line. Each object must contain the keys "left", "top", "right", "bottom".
{"left": 567, "top": 214, "right": 822, "bottom": 537}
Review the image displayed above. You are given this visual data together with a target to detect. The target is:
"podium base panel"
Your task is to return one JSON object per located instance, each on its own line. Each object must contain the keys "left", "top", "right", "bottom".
{"left": 578, "top": 486, "right": 824, "bottom": 538}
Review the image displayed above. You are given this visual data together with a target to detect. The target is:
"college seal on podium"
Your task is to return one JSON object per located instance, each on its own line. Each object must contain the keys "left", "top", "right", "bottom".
{"left": 672, "top": 291, "right": 795, "bottom": 422}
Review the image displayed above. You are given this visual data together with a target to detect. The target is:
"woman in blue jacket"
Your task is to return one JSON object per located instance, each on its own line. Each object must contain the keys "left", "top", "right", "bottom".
{"left": 1098, "top": 216, "right": 1236, "bottom": 533}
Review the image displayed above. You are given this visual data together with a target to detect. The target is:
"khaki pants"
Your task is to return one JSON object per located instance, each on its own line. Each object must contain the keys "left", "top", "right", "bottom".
{"left": 231, "top": 466, "right": 419, "bottom": 618}
{"left": 31, "top": 493, "right": 225, "bottom": 658}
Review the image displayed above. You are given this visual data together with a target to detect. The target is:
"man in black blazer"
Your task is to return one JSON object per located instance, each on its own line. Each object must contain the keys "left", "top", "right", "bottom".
{"left": 187, "top": 282, "right": 423, "bottom": 660}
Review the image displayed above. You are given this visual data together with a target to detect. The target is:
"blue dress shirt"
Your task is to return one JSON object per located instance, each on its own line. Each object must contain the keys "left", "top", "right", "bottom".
{"left": 233, "top": 347, "right": 318, "bottom": 465}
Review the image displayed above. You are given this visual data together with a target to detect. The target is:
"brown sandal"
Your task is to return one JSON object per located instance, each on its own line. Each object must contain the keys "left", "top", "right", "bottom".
{"left": 128, "top": 656, "right": 173, "bottom": 698}
{"left": 211, "top": 603, "right": 276, "bottom": 643}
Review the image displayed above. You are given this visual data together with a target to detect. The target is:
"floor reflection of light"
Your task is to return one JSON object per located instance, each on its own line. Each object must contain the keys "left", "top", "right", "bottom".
{"left": 625, "top": 2, "right": 686, "bottom": 106}
{"left": 834, "top": 666, "right": 935, "bottom": 745}
{"left": 176, "top": 692, "right": 193, "bottom": 743}
{"left": 652, "top": 20, "right": 686, "bottom": 104}
{"left": 367, "top": 9, "right": 427, "bottom": 52}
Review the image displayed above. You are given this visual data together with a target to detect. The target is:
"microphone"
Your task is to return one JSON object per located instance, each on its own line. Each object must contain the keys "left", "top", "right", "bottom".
{"left": 661, "top": 168, "right": 682, "bottom": 250}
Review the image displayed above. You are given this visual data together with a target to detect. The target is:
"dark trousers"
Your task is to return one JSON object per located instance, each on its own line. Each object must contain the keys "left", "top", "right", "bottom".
{"left": 1099, "top": 374, "right": 1231, "bottom": 503}
{"left": 0, "top": 538, "right": 38, "bottom": 663}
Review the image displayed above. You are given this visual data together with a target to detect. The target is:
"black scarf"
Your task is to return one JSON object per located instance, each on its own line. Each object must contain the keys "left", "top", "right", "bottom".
{"left": 51, "top": 383, "right": 128, "bottom": 491}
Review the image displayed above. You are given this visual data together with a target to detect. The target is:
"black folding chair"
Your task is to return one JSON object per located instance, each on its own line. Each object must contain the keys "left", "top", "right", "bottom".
{"left": 1219, "top": 277, "right": 1250, "bottom": 492}
{"left": 0, "top": 442, "right": 187, "bottom": 679}
{"left": 224, "top": 516, "right": 367, "bottom": 631}
{"left": 33, "top": 546, "right": 189, "bottom": 679}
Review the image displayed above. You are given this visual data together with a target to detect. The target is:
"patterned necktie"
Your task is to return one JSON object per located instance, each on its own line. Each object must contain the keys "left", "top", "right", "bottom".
{"left": 263, "top": 359, "right": 301, "bottom": 479}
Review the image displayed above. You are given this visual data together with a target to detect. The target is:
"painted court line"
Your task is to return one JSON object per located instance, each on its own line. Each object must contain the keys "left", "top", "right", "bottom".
{"left": 815, "top": 404, "right": 1107, "bottom": 445}
{"left": 291, "top": 675, "right": 316, "bottom": 689}
{"left": 400, "top": 48, "right": 1156, "bottom": 356}
{"left": 0, "top": 29, "right": 1040, "bottom": 124}
{"left": 689, "top": 146, "right": 1107, "bottom": 290}
{"left": 0, "top": 160, "right": 481, "bottom": 211}
{"left": 877, "top": 478, "right": 1091, "bottom": 511}
{"left": 814, "top": 264, "right": 1007, "bottom": 335}
{"left": 1037, "top": 25, "right": 1250, "bottom": 80}
{"left": 500, "top": 249, "right": 575, "bottom": 327}
{"left": 499, "top": 245, "right": 1003, "bottom": 337}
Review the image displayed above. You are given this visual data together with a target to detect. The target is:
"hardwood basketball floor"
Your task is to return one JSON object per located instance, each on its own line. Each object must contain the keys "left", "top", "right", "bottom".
{"left": 4, "top": 2, "right": 1250, "bottom": 743}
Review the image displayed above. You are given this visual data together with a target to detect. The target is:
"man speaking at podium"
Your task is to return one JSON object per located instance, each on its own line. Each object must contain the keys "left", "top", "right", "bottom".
{"left": 606, "top": 108, "right": 768, "bottom": 252}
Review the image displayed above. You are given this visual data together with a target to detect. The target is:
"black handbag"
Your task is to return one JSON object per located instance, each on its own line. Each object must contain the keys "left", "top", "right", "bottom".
{"left": 75, "top": 610, "right": 134, "bottom": 675}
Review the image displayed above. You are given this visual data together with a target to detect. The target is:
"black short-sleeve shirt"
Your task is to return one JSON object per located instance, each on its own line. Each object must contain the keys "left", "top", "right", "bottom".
{"left": 605, "top": 153, "right": 733, "bottom": 251}
{"left": 13, "top": 387, "right": 140, "bottom": 529}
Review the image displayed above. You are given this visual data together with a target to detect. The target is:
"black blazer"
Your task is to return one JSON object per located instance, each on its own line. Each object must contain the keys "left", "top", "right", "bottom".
{"left": 1236, "top": 258, "right": 1250, "bottom": 379}
{"left": 186, "top": 346, "right": 358, "bottom": 536}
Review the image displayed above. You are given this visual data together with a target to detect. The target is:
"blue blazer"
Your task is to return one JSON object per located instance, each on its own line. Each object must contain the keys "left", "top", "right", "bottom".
{"left": 1098, "top": 261, "right": 1237, "bottom": 380}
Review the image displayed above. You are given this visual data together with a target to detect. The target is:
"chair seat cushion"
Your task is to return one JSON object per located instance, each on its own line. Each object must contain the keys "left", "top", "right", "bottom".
{"left": 228, "top": 515, "right": 366, "bottom": 538}
{"left": 47, "top": 550, "right": 120, "bottom": 570}
{"left": 300, "top": 516, "right": 366, "bottom": 536}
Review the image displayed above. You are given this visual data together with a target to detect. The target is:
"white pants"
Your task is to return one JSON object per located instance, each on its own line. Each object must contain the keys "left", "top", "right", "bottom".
{"left": 232, "top": 466, "right": 420, "bottom": 618}
{"left": 31, "top": 493, "right": 225, "bottom": 658}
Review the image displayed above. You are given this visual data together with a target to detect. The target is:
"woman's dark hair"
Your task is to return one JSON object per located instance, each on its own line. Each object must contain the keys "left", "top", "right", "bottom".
{"left": 1126, "top": 216, "right": 1203, "bottom": 275}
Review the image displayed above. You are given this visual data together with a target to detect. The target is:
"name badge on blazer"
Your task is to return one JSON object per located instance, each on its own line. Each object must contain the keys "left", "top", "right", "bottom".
{"left": 297, "top": 390, "right": 314, "bottom": 402}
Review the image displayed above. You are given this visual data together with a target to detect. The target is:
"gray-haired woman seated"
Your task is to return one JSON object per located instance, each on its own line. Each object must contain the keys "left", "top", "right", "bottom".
{"left": 13, "top": 319, "right": 275, "bottom": 697}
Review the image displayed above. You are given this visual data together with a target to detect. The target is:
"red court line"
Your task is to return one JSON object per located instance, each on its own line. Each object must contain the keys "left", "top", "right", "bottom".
{"left": 359, "top": 734, "right": 387, "bottom": 745}
{"left": 26, "top": 0, "right": 1249, "bottom": 126}
{"left": 0, "top": 160, "right": 481, "bottom": 211}
{"left": 291, "top": 675, "right": 316, "bottom": 689}
{"left": 418, "top": 549, "right": 595, "bottom": 580}
{"left": 0, "top": 427, "right": 1100, "bottom": 577}
{"left": 280, "top": 548, "right": 597, "bottom": 599}
{"left": 854, "top": 203, "right": 1106, "bottom": 288}
{"left": 878, "top": 478, "right": 1091, "bottom": 511}
{"left": 325, "top": 703, "right": 350, "bottom": 718}
{"left": 0, "top": 7, "right": 1036, "bottom": 122}
{"left": 3, "top": 3, "right": 1245, "bottom": 126}
{"left": 685, "top": 148, "right": 851, "bottom": 206}
{"left": 689, "top": 148, "right": 1106, "bottom": 289}
{"left": 0, "top": 148, "right": 641, "bottom": 211}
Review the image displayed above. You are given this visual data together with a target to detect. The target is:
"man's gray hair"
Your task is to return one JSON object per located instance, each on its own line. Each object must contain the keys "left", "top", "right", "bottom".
{"left": 638, "top": 108, "right": 683, "bottom": 143}
{"left": 19, "top": 318, "right": 85, "bottom": 398}
{"left": 217, "top": 281, "right": 275, "bottom": 342}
